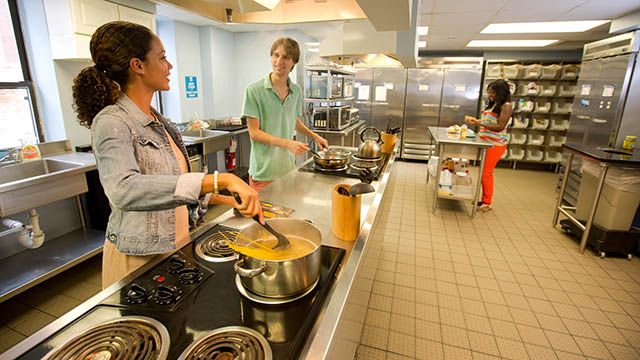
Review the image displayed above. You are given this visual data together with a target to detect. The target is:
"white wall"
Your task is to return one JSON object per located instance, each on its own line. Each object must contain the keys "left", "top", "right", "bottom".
{"left": 53, "top": 60, "right": 93, "bottom": 147}
{"left": 157, "top": 20, "right": 182, "bottom": 123}
{"left": 174, "top": 22, "right": 204, "bottom": 122}
{"left": 200, "top": 26, "right": 236, "bottom": 118}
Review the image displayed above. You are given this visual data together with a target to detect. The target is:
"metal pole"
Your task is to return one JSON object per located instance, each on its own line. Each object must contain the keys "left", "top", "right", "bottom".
{"left": 432, "top": 143, "right": 444, "bottom": 214}
{"left": 472, "top": 148, "right": 487, "bottom": 218}
{"left": 75, "top": 195, "right": 86, "bottom": 228}
{"left": 552, "top": 152, "right": 574, "bottom": 226}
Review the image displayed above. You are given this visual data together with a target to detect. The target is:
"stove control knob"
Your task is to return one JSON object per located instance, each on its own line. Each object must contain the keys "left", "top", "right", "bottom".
{"left": 167, "top": 255, "right": 187, "bottom": 274}
{"left": 154, "top": 285, "right": 181, "bottom": 305}
{"left": 126, "top": 283, "right": 150, "bottom": 304}
{"left": 178, "top": 267, "right": 203, "bottom": 285}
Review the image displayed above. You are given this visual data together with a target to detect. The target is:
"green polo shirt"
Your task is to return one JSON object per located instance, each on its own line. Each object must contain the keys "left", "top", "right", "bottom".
{"left": 242, "top": 74, "right": 302, "bottom": 181}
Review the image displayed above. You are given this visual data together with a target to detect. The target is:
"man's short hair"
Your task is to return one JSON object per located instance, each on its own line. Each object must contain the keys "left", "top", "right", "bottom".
{"left": 270, "top": 37, "right": 300, "bottom": 64}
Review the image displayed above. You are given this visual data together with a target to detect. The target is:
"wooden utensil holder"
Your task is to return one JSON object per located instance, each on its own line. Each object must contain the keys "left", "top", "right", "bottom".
{"left": 381, "top": 132, "right": 397, "bottom": 154}
{"left": 332, "top": 184, "right": 361, "bottom": 241}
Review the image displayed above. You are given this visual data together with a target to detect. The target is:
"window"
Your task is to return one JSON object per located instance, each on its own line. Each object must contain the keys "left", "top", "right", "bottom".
{"left": 0, "top": 0, "right": 41, "bottom": 149}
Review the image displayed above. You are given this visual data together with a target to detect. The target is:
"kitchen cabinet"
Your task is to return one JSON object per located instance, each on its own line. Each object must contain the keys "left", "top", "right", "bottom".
{"left": 44, "top": 0, "right": 155, "bottom": 59}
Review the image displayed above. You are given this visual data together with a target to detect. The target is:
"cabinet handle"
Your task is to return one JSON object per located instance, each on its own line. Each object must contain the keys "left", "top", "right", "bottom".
{"left": 591, "top": 118, "right": 607, "bottom": 124}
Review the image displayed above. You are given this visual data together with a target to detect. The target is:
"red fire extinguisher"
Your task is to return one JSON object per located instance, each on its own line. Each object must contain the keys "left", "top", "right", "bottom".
{"left": 225, "top": 138, "right": 237, "bottom": 170}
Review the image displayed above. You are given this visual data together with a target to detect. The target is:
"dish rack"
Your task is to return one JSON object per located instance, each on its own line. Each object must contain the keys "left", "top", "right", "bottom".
{"left": 523, "top": 64, "right": 542, "bottom": 79}
{"left": 544, "top": 150, "right": 562, "bottom": 163}
{"left": 534, "top": 101, "right": 551, "bottom": 113}
{"left": 561, "top": 64, "right": 579, "bottom": 79}
{"left": 512, "top": 115, "right": 529, "bottom": 129}
{"left": 540, "top": 64, "right": 561, "bottom": 79}
{"left": 547, "top": 134, "right": 567, "bottom": 146}
{"left": 531, "top": 118, "right": 549, "bottom": 129}
{"left": 558, "top": 85, "right": 577, "bottom": 97}
{"left": 503, "top": 64, "right": 522, "bottom": 78}
{"left": 539, "top": 85, "right": 557, "bottom": 96}
{"left": 525, "top": 148, "right": 544, "bottom": 161}
{"left": 510, "top": 131, "right": 527, "bottom": 144}
{"left": 552, "top": 102, "right": 572, "bottom": 114}
{"left": 527, "top": 134, "right": 545, "bottom": 145}
{"left": 550, "top": 118, "right": 569, "bottom": 130}
{"left": 508, "top": 147, "right": 525, "bottom": 160}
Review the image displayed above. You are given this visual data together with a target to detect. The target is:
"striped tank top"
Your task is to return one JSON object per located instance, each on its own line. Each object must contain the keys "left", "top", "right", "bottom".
{"left": 478, "top": 106, "right": 510, "bottom": 146}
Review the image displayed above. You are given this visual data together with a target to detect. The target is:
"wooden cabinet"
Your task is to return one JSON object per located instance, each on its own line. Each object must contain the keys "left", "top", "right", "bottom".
{"left": 70, "top": 0, "right": 118, "bottom": 36}
{"left": 118, "top": 5, "right": 156, "bottom": 33}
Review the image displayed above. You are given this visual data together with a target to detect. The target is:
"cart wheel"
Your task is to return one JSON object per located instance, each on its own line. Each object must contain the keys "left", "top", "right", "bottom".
{"left": 599, "top": 251, "right": 606, "bottom": 259}
{"left": 628, "top": 254, "right": 633, "bottom": 261}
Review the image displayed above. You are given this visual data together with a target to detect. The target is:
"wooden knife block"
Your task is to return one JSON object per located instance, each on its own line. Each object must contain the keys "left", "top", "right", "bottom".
{"left": 381, "top": 132, "right": 397, "bottom": 154}
{"left": 332, "top": 184, "right": 361, "bottom": 241}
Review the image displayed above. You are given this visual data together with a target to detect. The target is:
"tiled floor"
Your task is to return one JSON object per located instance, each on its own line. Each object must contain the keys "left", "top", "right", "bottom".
{"left": 356, "top": 161, "right": 640, "bottom": 360}
{"left": 2, "top": 161, "right": 640, "bottom": 360}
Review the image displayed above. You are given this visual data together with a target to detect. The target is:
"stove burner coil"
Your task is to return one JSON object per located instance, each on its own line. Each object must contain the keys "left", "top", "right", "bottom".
{"left": 195, "top": 231, "right": 239, "bottom": 263}
{"left": 43, "top": 316, "right": 170, "bottom": 360}
{"left": 178, "top": 326, "right": 272, "bottom": 360}
{"left": 167, "top": 255, "right": 187, "bottom": 274}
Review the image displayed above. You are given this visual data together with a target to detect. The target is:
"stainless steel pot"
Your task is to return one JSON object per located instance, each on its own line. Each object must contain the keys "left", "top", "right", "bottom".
{"left": 313, "top": 148, "right": 351, "bottom": 169}
{"left": 234, "top": 218, "right": 321, "bottom": 298}
{"left": 358, "top": 127, "right": 383, "bottom": 159}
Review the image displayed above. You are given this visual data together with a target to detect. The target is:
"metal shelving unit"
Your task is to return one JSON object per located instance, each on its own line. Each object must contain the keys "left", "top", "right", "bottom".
{"left": 304, "top": 66, "right": 356, "bottom": 131}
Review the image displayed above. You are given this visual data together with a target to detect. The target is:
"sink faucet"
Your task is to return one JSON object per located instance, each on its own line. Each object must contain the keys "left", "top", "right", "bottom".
{"left": 0, "top": 147, "right": 23, "bottom": 167}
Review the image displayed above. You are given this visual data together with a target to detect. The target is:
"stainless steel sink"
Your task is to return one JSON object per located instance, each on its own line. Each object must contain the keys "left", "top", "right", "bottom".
{"left": 0, "top": 159, "right": 89, "bottom": 217}
{"left": 181, "top": 129, "right": 231, "bottom": 154}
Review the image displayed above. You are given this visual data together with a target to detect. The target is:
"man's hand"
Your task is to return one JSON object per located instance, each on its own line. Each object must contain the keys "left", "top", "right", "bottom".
{"left": 464, "top": 115, "right": 479, "bottom": 125}
{"left": 285, "top": 140, "right": 309, "bottom": 155}
{"left": 314, "top": 136, "right": 329, "bottom": 150}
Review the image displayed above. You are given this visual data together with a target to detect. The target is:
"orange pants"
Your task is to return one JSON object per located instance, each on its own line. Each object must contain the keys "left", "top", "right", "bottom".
{"left": 481, "top": 145, "right": 506, "bottom": 205}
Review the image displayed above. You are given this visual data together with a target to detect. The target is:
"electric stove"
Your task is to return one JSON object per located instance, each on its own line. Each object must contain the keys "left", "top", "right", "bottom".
{"left": 298, "top": 153, "right": 389, "bottom": 180}
{"left": 16, "top": 225, "right": 345, "bottom": 360}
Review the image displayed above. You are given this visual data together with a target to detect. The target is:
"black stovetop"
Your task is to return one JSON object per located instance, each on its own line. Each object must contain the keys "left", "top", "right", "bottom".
{"left": 298, "top": 154, "right": 389, "bottom": 180}
{"left": 17, "top": 225, "right": 345, "bottom": 360}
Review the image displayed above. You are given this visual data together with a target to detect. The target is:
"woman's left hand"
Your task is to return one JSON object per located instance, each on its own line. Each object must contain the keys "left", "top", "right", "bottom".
{"left": 314, "top": 136, "right": 329, "bottom": 150}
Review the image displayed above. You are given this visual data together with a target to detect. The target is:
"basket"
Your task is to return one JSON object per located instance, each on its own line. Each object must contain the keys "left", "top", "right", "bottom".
{"left": 561, "top": 64, "right": 579, "bottom": 79}
{"left": 527, "top": 134, "right": 545, "bottom": 145}
{"left": 552, "top": 102, "right": 572, "bottom": 114}
{"left": 540, "top": 85, "right": 557, "bottom": 96}
{"left": 517, "top": 100, "right": 534, "bottom": 112}
{"left": 544, "top": 150, "right": 562, "bottom": 163}
{"left": 547, "top": 134, "right": 567, "bottom": 146}
{"left": 534, "top": 101, "right": 551, "bottom": 113}
{"left": 550, "top": 118, "right": 569, "bottom": 130}
{"left": 540, "top": 64, "right": 561, "bottom": 79}
{"left": 503, "top": 64, "right": 522, "bottom": 79}
{"left": 558, "top": 85, "right": 577, "bottom": 97}
{"left": 525, "top": 148, "right": 544, "bottom": 161}
{"left": 523, "top": 64, "right": 542, "bottom": 79}
{"left": 508, "top": 147, "right": 525, "bottom": 160}
{"left": 512, "top": 115, "right": 529, "bottom": 129}
{"left": 487, "top": 64, "right": 502, "bottom": 78}
{"left": 510, "top": 131, "right": 527, "bottom": 144}
{"left": 531, "top": 117, "right": 549, "bottom": 129}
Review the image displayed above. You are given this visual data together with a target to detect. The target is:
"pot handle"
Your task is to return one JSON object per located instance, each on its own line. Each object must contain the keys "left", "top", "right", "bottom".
{"left": 234, "top": 259, "right": 268, "bottom": 278}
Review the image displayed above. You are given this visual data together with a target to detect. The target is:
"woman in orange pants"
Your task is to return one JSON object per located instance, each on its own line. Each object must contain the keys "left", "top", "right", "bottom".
{"left": 465, "top": 79, "right": 513, "bottom": 212}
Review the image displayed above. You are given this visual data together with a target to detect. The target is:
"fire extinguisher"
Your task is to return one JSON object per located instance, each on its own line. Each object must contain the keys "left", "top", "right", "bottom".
{"left": 225, "top": 138, "right": 237, "bottom": 170}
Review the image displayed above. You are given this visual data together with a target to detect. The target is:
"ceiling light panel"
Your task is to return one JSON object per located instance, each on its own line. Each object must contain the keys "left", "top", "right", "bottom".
{"left": 481, "top": 20, "right": 609, "bottom": 33}
{"left": 467, "top": 40, "right": 559, "bottom": 47}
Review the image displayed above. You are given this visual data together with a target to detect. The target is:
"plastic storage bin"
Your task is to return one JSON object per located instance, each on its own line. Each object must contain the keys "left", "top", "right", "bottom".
{"left": 552, "top": 102, "right": 572, "bottom": 114}
{"left": 531, "top": 118, "right": 549, "bottom": 129}
{"left": 561, "top": 64, "right": 580, "bottom": 79}
{"left": 540, "top": 85, "right": 557, "bottom": 96}
{"left": 527, "top": 134, "right": 545, "bottom": 145}
{"left": 544, "top": 150, "right": 562, "bottom": 162}
{"left": 547, "top": 134, "right": 567, "bottom": 146}
{"left": 558, "top": 85, "right": 577, "bottom": 96}
{"left": 525, "top": 148, "right": 544, "bottom": 161}
{"left": 503, "top": 64, "right": 522, "bottom": 78}
{"left": 508, "top": 147, "right": 525, "bottom": 160}
{"left": 501, "top": 150, "right": 509, "bottom": 159}
{"left": 487, "top": 64, "right": 502, "bottom": 78}
{"left": 517, "top": 100, "right": 534, "bottom": 112}
{"left": 534, "top": 101, "right": 551, "bottom": 113}
{"left": 510, "top": 131, "right": 527, "bottom": 144}
{"left": 550, "top": 118, "right": 569, "bottom": 130}
{"left": 512, "top": 115, "right": 529, "bottom": 129}
{"left": 523, "top": 64, "right": 542, "bottom": 79}
{"left": 540, "top": 64, "right": 561, "bottom": 79}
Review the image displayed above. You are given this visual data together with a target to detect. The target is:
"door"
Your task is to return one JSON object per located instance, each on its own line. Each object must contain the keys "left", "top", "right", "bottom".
{"left": 70, "top": 0, "right": 119, "bottom": 36}
{"left": 567, "top": 59, "right": 601, "bottom": 145}
{"left": 438, "top": 69, "right": 481, "bottom": 128}
{"left": 402, "top": 69, "right": 444, "bottom": 160}
{"left": 353, "top": 69, "right": 373, "bottom": 125}
{"left": 370, "top": 69, "right": 407, "bottom": 131}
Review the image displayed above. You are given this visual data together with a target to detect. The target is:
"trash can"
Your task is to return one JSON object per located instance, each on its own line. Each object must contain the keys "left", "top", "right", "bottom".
{"left": 575, "top": 159, "right": 640, "bottom": 231}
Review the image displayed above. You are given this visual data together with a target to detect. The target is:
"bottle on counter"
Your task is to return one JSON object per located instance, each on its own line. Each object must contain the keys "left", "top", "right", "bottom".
{"left": 21, "top": 138, "right": 40, "bottom": 161}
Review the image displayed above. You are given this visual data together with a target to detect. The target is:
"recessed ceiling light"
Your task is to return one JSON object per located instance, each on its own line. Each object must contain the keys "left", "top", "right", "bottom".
{"left": 481, "top": 20, "right": 608, "bottom": 34}
{"left": 417, "top": 26, "right": 429, "bottom": 36}
{"left": 418, "top": 41, "right": 427, "bottom": 48}
{"left": 467, "top": 40, "right": 558, "bottom": 47}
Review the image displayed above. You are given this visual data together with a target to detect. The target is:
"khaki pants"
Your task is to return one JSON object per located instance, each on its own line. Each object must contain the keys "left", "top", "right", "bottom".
{"left": 101, "top": 240, "right": 159, "bottom": 289}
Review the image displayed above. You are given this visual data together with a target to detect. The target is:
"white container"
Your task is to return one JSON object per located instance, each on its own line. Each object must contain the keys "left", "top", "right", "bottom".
{"left": 510, "top": 131, "right": 527, "bottom": 144}
{"left": 508, "top": 147, "right": 525, "bottom": 160}
{"left": 550, "top": 118, "right": 569, "bottom": 130}
{"left": 527, "top": 134, "right": 545, "bottom": 145}
{"left": 558, "top": 85, "right": 577, "bottom": 97}
{"left": 561, "top": 64, "right": 579, "bottom": 79}
{"left": 512, "top": 115, "right": 529, "bottom": 129}
{"left": 540, "top": 85, "right": 557, "bottom": 96}
{"left": 525, "top": 148, "right": 544, "bottom": 161}
{"left": 534, "top": 101, "right": 551, "bottom": 113}
{"left": 517, "top": 100, "right": 534, "bottom": 112}
{"left": 552, "top": 102, "right": 572, "bottom": 114}
{"left": 487, "top": 64, "right": 502, "bottom": 78}
{"left": 544, "top": 150, "right": 562, "bottom": 163}
{"left": 503, "top": 64, "right": 522, "bottom": 78}
{"left": 523, "top": 64, "right": 542, "bottom": 79}
{"left": 531, "top": 118, "right": 549, "bottom": 129}
{"left": 540, "top": 64, "right": 561, "bottom": 79}
{"left": 547, "top": 134, "right": 567, "bottom": 146}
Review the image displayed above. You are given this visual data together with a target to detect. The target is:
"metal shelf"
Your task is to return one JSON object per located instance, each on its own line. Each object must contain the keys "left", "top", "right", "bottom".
{"left": 304, "top": 97, "right": 354, "bottom": 103}
{"left": 305, "top": 65, "right": 355, "bottom": 76}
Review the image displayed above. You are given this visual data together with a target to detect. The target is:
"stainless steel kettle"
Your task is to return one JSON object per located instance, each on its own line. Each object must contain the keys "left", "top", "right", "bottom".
{"left": 358, "top": 127, "right": 383, "bottom": 159}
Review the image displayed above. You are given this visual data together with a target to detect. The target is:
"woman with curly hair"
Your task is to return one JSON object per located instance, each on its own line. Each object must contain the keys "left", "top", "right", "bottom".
{"left": 73, "top": 21, "right": 261, "bottom": 288}
{"left": 464, "top": 79, "right": 512, "bottom": 212}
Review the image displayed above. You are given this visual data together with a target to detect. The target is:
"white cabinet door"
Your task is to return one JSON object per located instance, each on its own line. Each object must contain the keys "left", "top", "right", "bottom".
{"left": 71, "top": 0, "right": 118, "bottom": 36}
{"left": 118, "top": 5, "right": 156, "bottom": 33}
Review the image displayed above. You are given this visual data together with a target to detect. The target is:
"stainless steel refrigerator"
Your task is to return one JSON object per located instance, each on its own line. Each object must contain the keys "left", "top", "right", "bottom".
{"left": 567, "top": 30, "right": 640, "bottom": 149}
{"left": 402, "top": 63, "right": 482, "bottom": 160}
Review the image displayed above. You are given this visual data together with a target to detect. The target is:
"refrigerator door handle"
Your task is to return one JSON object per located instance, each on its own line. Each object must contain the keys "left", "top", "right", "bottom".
{"left": 442, "top": 104, "right": 461, "bottom": 109}
{"left": 591, "top": 118, "right": 607, "bottom": 124}
{"left": 576, "top": 115, "right": 591, "bottom": 120}
{"left": 421, "top": 103, "right": 440, "bottom": 107}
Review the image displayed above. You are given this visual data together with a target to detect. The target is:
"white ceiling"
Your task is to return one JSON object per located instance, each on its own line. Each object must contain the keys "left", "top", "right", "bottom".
{"left": 156, "top": 0, "right": 640, "bottom": 51}
{"left": 419, "top": 0, "right": 640, "bottom": 50}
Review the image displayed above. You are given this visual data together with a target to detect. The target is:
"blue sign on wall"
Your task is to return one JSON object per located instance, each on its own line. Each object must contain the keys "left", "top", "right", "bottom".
{"left": 185, "top": 76, "right": 198, "bottom": 98}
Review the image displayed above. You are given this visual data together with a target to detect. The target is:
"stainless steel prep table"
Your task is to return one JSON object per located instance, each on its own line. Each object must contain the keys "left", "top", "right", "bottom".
{"left": 553, "top": 143, "right": 640, "bottom": 254}
{"left": 428, "top": 126, "right": 493, "bottom": 218}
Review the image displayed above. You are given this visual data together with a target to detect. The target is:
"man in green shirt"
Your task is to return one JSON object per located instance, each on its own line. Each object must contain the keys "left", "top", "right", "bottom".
{"left": 243, "top": 37, "right": 328, "bottom": 191}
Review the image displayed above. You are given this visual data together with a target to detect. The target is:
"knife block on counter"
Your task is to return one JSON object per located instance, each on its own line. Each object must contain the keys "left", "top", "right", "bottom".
{"left": 332, "top": 184, "right": 361, "bottom": 241}
{"left": 380, "top": 132, "right": 397, "bottom": 154}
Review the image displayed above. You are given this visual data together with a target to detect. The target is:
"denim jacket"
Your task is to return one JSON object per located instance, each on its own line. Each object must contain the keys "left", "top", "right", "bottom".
{"left": 91, "top": 95, "right": 205, "bottom": 255}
